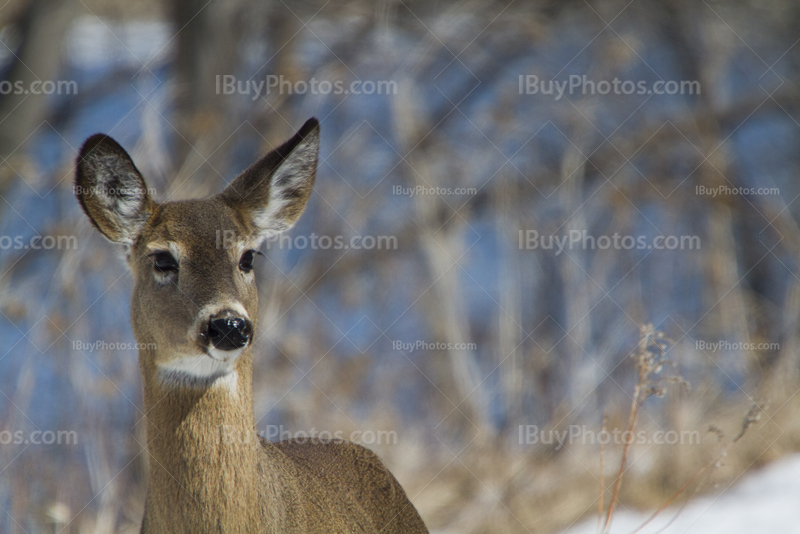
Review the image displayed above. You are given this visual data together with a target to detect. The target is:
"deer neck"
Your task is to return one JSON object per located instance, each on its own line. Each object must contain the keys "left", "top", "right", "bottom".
{"left": 139, "top": 348, "right": 272, "bottom": 530}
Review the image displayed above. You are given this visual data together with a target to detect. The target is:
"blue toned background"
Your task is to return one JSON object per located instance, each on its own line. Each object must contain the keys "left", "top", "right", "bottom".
{"left": 1, "top": 1, "right": 799, "bottom": 532}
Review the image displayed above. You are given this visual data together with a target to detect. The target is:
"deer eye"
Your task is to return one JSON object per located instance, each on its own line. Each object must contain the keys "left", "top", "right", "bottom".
{"left": 239, "top": 250, "right": 259, "bottom": 273}
{"left": 149, "top": 251, "right": 178, "bottom": 274}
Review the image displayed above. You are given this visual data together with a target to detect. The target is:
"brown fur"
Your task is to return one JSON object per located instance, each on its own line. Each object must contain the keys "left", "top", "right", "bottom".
{"left": 75, "top": 119, "right": 428, "bottom": 534}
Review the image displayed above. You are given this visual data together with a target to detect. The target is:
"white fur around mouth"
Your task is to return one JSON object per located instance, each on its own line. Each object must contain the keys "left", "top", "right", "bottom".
{"left": 157, "top": 349, "right": 244, "bottom": 389}
{"left": 207, "top": 346, "right": 245, "bottom": 363}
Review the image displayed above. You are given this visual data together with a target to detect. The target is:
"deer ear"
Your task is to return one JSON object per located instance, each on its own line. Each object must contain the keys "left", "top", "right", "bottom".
{"left": 75, "top": 134, "right": 154, "bottom": 245}
{"left": 219, "top": 118, "right": 319, "bottom": 241}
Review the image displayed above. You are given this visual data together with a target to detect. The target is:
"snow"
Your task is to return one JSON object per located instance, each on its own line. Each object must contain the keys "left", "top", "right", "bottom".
{"left": 561, "top": 455, "right": 800, "bottom": 534}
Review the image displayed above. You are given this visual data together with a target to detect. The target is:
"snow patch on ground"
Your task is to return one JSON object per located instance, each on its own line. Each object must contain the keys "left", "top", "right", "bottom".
{"left": 561, "top": 455, "right": 800, "bottom": 534}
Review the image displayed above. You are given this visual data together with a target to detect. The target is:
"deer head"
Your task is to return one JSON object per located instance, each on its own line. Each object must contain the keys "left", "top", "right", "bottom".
{"left": 74, "top": 118, "right": 319, "bottom": 388}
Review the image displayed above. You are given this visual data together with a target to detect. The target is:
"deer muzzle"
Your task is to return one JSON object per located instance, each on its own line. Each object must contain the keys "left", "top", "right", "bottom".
{"left": 206, "top": 313, "right": 253, "bottom": 351}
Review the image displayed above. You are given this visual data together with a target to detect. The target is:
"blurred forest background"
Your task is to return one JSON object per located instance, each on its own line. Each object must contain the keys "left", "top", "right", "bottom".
{"left": 2, "top": 0, "right": 800, "bottom": 532}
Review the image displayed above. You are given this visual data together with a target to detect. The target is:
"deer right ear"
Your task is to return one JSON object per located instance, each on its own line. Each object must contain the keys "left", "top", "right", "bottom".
{"left": 75, "top": 134, "right": 153, "bottom": 245}
{"left": 219, "top": 118, "right": 319, "bottom": 242}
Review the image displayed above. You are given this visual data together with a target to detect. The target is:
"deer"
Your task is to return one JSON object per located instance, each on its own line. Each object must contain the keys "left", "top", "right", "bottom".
{"left": 74, "top": 118, "right": 429, "bottom": 534}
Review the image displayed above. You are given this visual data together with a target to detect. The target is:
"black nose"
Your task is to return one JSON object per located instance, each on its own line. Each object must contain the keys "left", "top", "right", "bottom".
{"left": 207, "top": 315, "right": 251, "bottom": 351}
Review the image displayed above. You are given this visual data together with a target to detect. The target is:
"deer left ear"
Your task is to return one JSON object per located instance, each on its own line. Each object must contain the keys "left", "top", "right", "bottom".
{"left": 219, "top": 118, "right": 319, "bottom": 241}
{"left": 75, "top": 134, "right": 154, "bottom": 246}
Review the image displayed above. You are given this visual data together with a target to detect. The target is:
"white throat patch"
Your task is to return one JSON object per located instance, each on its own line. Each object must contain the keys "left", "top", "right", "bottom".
{"left": 157, "top": 350, "right": 243, "bottom": 390}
